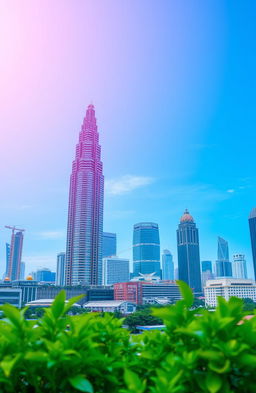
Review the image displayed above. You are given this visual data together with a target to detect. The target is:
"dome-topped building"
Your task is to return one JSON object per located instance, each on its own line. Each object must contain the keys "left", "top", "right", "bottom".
{"left": 180, "top": 209, "right": 194, "bottom": 223}
{"left": 177, "top": 209, "right": 201, "bottom": 293}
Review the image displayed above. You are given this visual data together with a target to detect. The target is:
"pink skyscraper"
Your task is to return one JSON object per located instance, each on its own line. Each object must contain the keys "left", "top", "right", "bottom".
{"left": 65, "top": 105, "right": 104, "bottom": 285}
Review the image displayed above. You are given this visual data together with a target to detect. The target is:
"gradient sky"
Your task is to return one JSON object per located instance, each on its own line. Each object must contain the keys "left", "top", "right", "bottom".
{"left": 0, "top": 1, "right": 256, "bottom": 278}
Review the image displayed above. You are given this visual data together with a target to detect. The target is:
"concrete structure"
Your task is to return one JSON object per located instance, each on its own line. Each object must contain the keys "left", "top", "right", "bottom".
{"left": 114, "top": 282, "right": 143, "bottom": 305}
{"left": 12, "top": 279, "right": 39, "bottom": 304}
{"left": 232, "top": 254, "right": 247, "bottom": 279}
{"left": 56, "top": 252, "right": 66, "bottom": 286}
{"left": 177, "top": 210, "right": 201, "bottom": 293}
{"left": 249, "top": 208, "right": 256, "bottom": 280}
{"left": 133, "top": 222, "right": 161, "bottom": 277}
{"left": 162, "top": 250, "right": 174, "bottom": 280}
{"left": 142, "top": 282, "right": 181, "bottom": 304}
{"left": 26, "top": 298, "right": 81, "bottom": 308}
{"left": 131, "top": 272, "right": 160, "bottom": 282}
{"left": 204, "top": 278, "right": 256, "bottom": 307}
{"left": 102, "top": 256, "right": 129, "bottom": 285}
{"left": 84, "top": 300, "right": 136, "bottom": 313}
{"left": 215, "top": 237, "right": 232, "bottom": 277}
{"left": 102, "top": 232, "right": 116, "bottom": 258}
{"left": 65, "top": 105, "right": 104, "bottom": 286}
{"left": 0, "top": 288, "right": 22, "bottom": 308}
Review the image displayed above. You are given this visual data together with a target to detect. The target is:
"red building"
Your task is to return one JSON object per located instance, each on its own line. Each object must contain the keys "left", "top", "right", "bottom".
{"left": 114, "top": 282, "right": 143, "bottom": 305}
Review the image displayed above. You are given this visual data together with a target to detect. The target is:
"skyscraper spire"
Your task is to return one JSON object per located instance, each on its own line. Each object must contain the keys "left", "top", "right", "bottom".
{"left": 65, "top": 105, "right": 104, "bottom": 285}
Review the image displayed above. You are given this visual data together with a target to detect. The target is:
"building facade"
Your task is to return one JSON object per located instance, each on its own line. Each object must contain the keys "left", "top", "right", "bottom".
{"left": 65, "top": 105, "right": 104, "bottom": 286}
{"left": 177, "top": 210, "right": 202, "bottom": 293}
{"left": 5, "top": 243, "right": 10, "bottom": 278}
{"left": 0, "top": 288, "right": 22, "bottom": 308}
{"left": 36, "top": 269, "right": 56, "bottom": 283}
{"left": 102, "top": 232, "right": 116, "bottom": 258}
{"left": 8, "top": 231, "right": 24, "bottom": 281}
{"left": 142, "top": 282, "right": 181, "bottom": 304}
{"left": 56, "top": 252, "right": 66, "bottom": 286}
{"left": 133, "top": 222, "right": 160, "bottom": 277}
{"left": 162, "top": 249, "right": 174, "bottom": 280}
{"left": 249, "top": 208, "right": 256, "bottom": 280}
{"left": 102, "top": 257, "right": 129, "bottom": 285}
{"left": 232, "top": 254, "right": 247, "bottom": 279}
{"left": 205, "top": 278, "right": 256, "bottom": 308}
{"left": 215, "top": 237, "right": 232, "bottom": 277}
{"left": 114, "top": 282, "right": 143, "bottom": 305}
{"left": 201, "top": 260, "right": 214, "bottom": 288}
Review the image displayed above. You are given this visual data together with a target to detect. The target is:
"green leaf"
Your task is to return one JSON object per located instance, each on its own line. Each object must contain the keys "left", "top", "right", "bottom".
{"left": 1, "top": 355, "right": 21, "bottom": 377}
{"left": 64, "top": 294, "right": 85, "bottom": 314}
{"left": 69, "top": 375, "right": 93, "bottom": 393}
{"left": 0, "top": 304, "right": 23, "bottom": 329}
{"left": 176, "top": 280, "right": 194, "bottom": 307}
{"left": 124, "top": 369, "right": 145, "bottom": 392}
{"left": 51, "top": 290, "right": 66, "bottom": 319}
{"left": 205, "top": 374, "right": 222, "bottom": 393}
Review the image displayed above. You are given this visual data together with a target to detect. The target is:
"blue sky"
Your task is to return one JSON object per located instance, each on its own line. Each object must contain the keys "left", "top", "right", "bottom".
{"left": 0, "top": 1, "right": 255, "bottom": 277}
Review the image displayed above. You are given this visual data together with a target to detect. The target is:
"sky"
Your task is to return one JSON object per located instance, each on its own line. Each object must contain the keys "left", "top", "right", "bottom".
{"left": 0, "top": 1, "right": 256, "bottom": 278}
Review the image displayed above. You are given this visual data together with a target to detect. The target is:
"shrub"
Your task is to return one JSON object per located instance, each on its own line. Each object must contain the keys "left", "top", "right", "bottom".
{"left": 0, "top": 282, "right": 256, "bottom": 392}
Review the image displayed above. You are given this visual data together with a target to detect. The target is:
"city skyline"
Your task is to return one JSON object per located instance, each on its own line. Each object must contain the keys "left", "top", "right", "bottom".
{"left": 0, "top": 2, "right": 256, "bottom": 278}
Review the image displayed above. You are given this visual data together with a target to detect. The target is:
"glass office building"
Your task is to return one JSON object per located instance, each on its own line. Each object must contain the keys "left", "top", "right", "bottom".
{"left": 102, "top": 232, "right": 117, "bottom": 258}
{"left": 215, "top": 237, "right": 232, "bottom": 277}
{"left": 133, "top": 222, "right": 161, "bottom": 277}
{"left": 162, "top": 250, "right": 174, "bottom": 280}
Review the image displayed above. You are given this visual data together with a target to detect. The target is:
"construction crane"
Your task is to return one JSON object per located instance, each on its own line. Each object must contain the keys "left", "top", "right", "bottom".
{"left": 5, "top": 225, "right": 25, "bottom": 234}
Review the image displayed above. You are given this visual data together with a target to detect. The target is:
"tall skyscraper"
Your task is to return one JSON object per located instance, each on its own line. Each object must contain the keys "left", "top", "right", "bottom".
{"left": 65, "top": 105, "right": 104, "bottom": 285}
{"left": 162, "top": 249, "right": 174, "bottom": 280}
{"left": 5, "top": 243, "right": 10, "bottom": 277}
{"left": 249, "top": 208, "right": 256, "bottom": 280}
{"left": 8, "top": 231, "right": 24, "bottom": 281}
{"left": 233, "top": 254, "right": 247, "bottom": 279}
{"left": 215, "top": 237, "right": 232, "bottom": 277}
{"left": 102, "top": 257, "right": 130, "bottom": 285}
{"left": 177, "top": 209, "right": 201, "bottom": 293}
{"left": 56, "top": 252, "right": 66, "bottom": 286}
{"left": 103, "top": 232, "right": 117, "bottom": 258}
{"left": 133, "top": 222, "right": 161, "bottom": 277}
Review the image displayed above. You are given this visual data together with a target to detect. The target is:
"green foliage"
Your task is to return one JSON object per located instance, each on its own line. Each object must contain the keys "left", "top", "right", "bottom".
{"left": 124, "top": 308, "right": 163, "bottom": 332}
{"left": 0, "top": 283, "right": 256, "bottom": 392}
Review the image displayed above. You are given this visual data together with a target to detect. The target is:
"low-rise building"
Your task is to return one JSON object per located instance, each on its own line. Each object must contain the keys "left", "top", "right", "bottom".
{"left": 84, "top": 300, "right": 136, "bottom": 314}
{"left": 114, "top": 282, "right": 143, "bottom": 304}
{"left": 204, "top": 278, "right": 256, "bottom": 307}
{"left": 142, "top": 282, "right": 181, "bottom": 304}
{"left": 0, "top": 288, "right": 22, "bottom": 308}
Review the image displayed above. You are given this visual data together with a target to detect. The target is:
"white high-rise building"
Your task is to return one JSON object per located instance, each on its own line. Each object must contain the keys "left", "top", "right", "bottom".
{"left": 232, "top": 254, "right": 247, "bottom": 279}
{"left": 102, "top": 257, "right": 129, "bottom": 285}
{"left": 205, "top": 278, "right": 256, "bottom": 308}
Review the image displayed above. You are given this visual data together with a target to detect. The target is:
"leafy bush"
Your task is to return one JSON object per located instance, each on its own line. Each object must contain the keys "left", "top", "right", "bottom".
{"left": 0, "top": 282, "right": 256, "bottom": 392}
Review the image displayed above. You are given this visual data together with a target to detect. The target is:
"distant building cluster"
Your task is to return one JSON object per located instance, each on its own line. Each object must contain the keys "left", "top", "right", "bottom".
{"left": 2, "top": 105, "right": 256, "bottom": 311}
